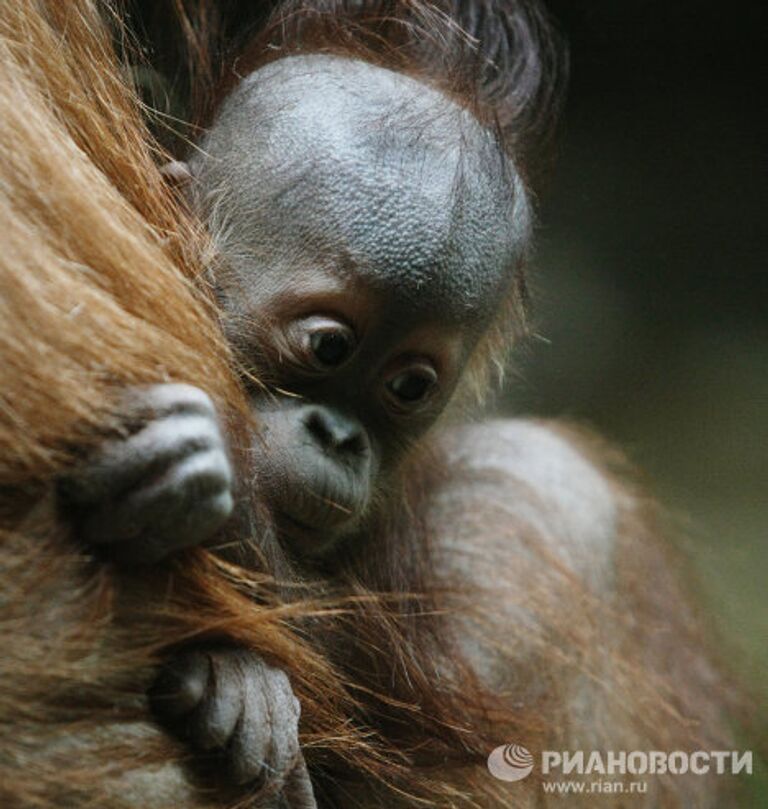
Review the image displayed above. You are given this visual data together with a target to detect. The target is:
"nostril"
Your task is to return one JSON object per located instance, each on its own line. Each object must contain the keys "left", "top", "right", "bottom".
{"left": 304, "top": 407, "right": 367, "bottom": 455}
{"left": 305, "top": 409, "right": 333, "bottom": 446}
{"left": 342, "top": 430, "right": 366, "bottom": 455}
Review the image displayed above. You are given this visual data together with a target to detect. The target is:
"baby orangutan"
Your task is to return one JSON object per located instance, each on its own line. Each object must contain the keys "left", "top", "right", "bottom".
{"left": 60, "top": 8, "right": 734, "bottom": 808}
{"left": 61, "top": 54, "right": 530, "bottom": 798}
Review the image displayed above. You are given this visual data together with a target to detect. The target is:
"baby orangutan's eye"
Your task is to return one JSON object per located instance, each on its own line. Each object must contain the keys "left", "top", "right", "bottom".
{"left": 291, "top": 315, "right": 356, "bottom": 370}
{"left": 384, "top": 362, "right": 438, "bottom": 412}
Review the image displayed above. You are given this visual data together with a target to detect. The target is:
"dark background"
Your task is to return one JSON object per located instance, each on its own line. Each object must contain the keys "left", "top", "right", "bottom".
{"left": 509, "top": 0, "right": 766, "bottom": 708}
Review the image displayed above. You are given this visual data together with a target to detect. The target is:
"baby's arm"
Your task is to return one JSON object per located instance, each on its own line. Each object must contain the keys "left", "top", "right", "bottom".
{"left": 59, "top": 383, "right": 315, "bottom": 802}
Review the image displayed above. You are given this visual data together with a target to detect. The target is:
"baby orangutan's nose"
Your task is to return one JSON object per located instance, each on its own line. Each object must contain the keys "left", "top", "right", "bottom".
{"left": 303, "top": 405, "right": 368, "bottom": 457}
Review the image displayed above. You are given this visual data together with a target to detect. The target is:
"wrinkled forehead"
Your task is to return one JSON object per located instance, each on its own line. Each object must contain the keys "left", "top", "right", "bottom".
{"left": 192, "top": 55, "right": 531, "bottom": 320}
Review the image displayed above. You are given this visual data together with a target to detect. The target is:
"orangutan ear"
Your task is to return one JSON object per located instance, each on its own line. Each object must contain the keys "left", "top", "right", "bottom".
{"left": 159, "top": 160, "right": 193, "bottom": 187}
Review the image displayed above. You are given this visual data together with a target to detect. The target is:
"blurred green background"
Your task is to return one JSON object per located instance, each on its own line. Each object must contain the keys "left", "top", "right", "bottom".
{"left": 510, "top": 0, "right": 765, "bottom": 727}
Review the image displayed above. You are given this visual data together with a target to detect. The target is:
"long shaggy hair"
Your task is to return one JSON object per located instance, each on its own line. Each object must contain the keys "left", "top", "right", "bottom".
{"left": 0, "top": 2, "right": 370, "bottom": 806}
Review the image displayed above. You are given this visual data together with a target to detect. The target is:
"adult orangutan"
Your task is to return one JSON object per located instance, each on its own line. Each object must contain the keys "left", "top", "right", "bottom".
{"left": 0, "top": 2, "right": 361, "bottom": 807}
{"left": 2, "top": 1, "right": 747, "bottom": 808}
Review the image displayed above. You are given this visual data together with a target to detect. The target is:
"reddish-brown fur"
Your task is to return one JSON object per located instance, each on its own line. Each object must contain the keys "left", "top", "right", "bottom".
{"left": 0, "top": 3, "right": 371, "bottom": 806}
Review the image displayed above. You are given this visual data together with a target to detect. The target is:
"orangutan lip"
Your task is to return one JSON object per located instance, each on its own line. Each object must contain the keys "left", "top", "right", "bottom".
{"left": 275, "top": 508, "right": 353, "bottom": 548}
{"left": 275, "top": 496, "right": 355, "bottom": 531}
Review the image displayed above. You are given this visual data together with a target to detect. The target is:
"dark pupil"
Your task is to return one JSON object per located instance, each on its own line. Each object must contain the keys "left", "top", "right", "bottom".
{"left": 311, "top": 330, "right": 350, "bottom": 366}
{"left": 390, "top": 372, "right": 431, "bottom": 402}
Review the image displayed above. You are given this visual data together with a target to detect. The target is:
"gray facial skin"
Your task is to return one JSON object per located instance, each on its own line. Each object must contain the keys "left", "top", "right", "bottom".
{"left": 189, "top": 55, "right": 532, "bottom": 556}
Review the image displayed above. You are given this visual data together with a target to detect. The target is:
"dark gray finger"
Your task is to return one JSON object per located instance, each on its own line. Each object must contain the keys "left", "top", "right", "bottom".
{"left": 229, "top": 662, "right": 300, "bottom": 786}
{"left": 176, "top": 484, "right": 234, "bottom": 544}
{"left": 64, "top": 414, "right": 226, "bottom": 504}
{"left": 281, "top": 756, "right": 317, "bottom": 809}
{"left": 151, "top": 650, "right": 211, "bottom": 717}
{"left": 118, "top": 384, "right": 217, "bottom": 422}
{"left": 191, "top": 650, "right": 245, "bottom": 750}
{"left": 259, "top": 663, "right": 301, "bottom": 779}
{"left": 228, "top": 666, "right": 271, "bottom": 786}
{"left": 108, "top": 488, "right": 233, "bottom": 564}
{"left": 80, "top": 448, "right": 233, "bottom": 555}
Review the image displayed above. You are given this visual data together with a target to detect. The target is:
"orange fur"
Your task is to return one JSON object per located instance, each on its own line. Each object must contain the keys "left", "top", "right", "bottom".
{"left": 0, "top": 3, "right": 369, "bottom": 806}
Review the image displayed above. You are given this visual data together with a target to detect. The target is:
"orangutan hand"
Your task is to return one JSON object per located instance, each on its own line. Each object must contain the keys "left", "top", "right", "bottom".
{"left": 59, "top": 383, "right": 234, "bottom": 563}
{"left": 150, "top": 646, "right": 315, "bottom": 806}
